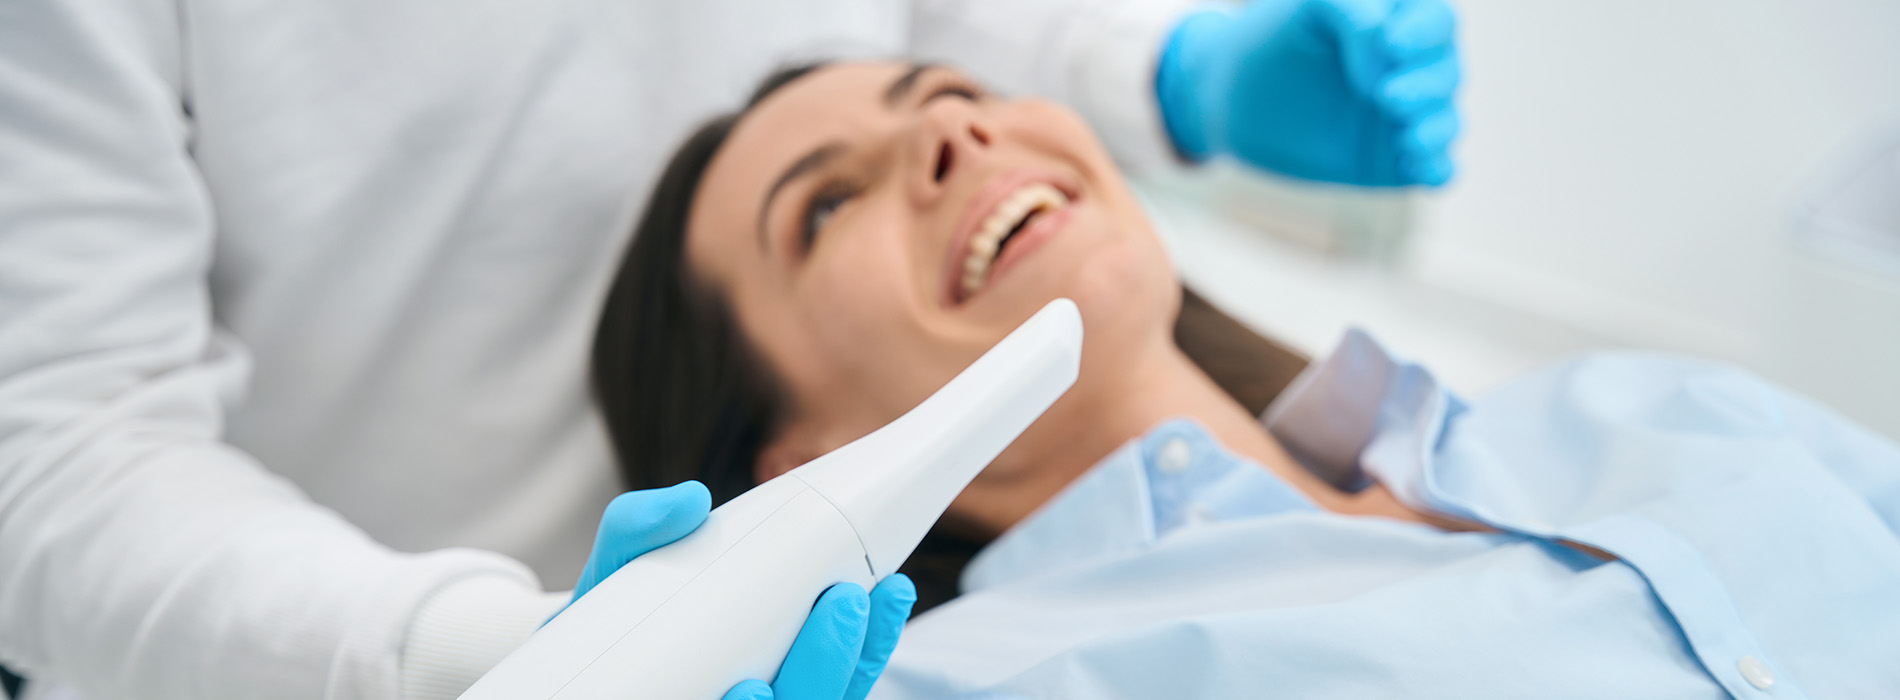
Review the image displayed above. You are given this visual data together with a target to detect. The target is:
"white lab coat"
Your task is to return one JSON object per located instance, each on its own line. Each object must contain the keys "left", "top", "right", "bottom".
{"left": 0, "top": 0, "right": 1184, "bottom": 698}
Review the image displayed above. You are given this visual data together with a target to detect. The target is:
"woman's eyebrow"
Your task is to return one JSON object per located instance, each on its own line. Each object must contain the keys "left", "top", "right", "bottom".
{"left": 758, "top": 141, "right": 845, "bottom": 251}
{"left": 754, "top": 65, "right": 941, "bottom": 252}
{"left": 883, "top": 63, "right": 939, "bottom": 107}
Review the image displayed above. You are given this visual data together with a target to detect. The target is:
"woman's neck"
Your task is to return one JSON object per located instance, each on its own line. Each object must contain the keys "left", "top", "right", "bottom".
{"left": 955, "top": 340, "right": 1453, "bottom": 538}
{"left": 1110, "top": 344, "right": 1357, "bottom": 511}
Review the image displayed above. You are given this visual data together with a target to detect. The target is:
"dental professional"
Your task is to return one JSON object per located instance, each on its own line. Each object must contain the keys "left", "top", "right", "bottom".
{"left": 0, "top": 1, "right": 1458, "bottom": 699}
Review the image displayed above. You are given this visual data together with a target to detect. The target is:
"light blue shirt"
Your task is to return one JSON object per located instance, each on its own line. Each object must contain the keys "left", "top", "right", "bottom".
{"left": 874, "top": 330, "right": 1900, "bottom": 699}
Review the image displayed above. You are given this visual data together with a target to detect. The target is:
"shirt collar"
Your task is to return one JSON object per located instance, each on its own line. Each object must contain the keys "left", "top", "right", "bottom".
{"left": 957, "top": 328, "right": 1460, "bottom": 594}
{"left": 960, "top": 418, "right": 1321, "bottom": 593}
{"left": 1260, "top": 328, "right": 1392, "bottom": 491}
{"left": 1261, "top": 327, "right": 1464, "bottom": 505}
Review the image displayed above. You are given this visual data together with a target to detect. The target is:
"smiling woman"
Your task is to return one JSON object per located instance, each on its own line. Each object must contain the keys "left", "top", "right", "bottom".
{"left": 591, "top": 60, "right": 1429, "bottom": 611}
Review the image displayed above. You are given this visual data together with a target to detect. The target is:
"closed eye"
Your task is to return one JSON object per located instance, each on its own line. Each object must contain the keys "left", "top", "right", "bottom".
{"left": 923, "top": 83, "right": 982, "bottom": 104}
{"left": 800, "top": 180, "right": 860, "bottom": 252}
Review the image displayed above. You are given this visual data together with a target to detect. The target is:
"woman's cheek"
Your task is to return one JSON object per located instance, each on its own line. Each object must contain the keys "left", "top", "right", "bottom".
{"left": 813, "top": 213, "right": 915, "bottom": 309}
{"left": 1008, "top": 100, "right": 1119, "bottom": 180}
{"left": 801, "top": 220, "right": 917, "bottom": 364}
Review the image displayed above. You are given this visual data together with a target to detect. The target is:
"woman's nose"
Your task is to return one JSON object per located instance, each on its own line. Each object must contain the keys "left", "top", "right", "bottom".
{"left": 911, "top": 101, "right": 993, "bottom": 203}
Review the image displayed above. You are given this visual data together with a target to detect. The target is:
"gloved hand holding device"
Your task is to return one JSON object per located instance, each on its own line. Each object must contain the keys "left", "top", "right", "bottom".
{"left": 1157, "top": 0, "right": 1462, "bottom": 187}
{"left": 558, "top": 481, "right": 917, "bottom": 700}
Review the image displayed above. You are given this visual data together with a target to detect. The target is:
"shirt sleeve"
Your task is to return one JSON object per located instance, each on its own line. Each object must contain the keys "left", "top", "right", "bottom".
{"left": 398, "top": 577, "right": 570, "bottom": 700}
{"left": 0, "top": 2, "right": 545, "bottom": 698}
{"left": 906, "top": 0, "right": 1199, "bottom": 175}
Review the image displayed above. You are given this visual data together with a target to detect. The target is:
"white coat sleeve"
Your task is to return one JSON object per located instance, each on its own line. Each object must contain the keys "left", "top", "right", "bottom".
{"left": 0, "top": 2, "right": 546, "bottom": 698}
{"left": 907, "top": 0, "right": 1200, "bottom": 175}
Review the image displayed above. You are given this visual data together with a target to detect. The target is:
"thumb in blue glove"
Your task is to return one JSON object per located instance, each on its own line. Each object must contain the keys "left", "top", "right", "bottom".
{"left": 722, "top": 575, "right": 917, "bottom": 700}
{"left": 1157, "top": 0, "right": 1462, "bottom": 187}
{"left": 556, "top": 480, "right": 712, "bottom": 619}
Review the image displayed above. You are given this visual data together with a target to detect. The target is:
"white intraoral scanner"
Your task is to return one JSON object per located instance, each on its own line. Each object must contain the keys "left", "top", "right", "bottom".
{"left": 459, "top": 298, "right": 1083, "bottom": 699}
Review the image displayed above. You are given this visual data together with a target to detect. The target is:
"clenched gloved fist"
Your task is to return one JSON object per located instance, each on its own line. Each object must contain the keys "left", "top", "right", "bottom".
{"left": 1157, "top": 0, "right": 1462, "bottom": 187}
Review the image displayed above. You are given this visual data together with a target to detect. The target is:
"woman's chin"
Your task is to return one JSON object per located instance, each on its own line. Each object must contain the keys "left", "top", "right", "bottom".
{"left": 1056, "top": 246, "right": 1178, "bottom": 356}
{"left": 953, "top": 212, "right": 1176, "bottom": 372}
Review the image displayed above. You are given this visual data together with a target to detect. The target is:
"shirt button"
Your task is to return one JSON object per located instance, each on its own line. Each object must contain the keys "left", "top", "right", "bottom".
{"left": 1157, "top": 438, "right": 1192, "bottom": 474}
{"left": 1737, "top": 655, "right": 1774, "bottom": 690}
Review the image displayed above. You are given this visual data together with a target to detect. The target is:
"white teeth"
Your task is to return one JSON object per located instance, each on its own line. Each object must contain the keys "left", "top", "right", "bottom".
{"left": 959, "top": 183, "right": 1068, "bottom": 299}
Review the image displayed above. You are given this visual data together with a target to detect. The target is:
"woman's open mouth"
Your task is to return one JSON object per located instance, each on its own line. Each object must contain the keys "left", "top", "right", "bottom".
{"left": 948, "top": 174, "right": 1077, "bottom": 305}
{"left": 960, "top": 183, "right": 1068, "bottom": 298}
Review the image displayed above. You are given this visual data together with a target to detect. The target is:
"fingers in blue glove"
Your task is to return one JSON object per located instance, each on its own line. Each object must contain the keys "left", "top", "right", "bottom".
{"left": 1403, "top": 109, "right": 1460, "bottom": 157}
{"left": 1381, "top": 0, "right": 1457, "bottom": 62}
{"left": 1407, "top": 152, "right": 1454, "bottom": 187}
{"left": 575, "top": 481, "right": 711, "bottom": 600}
{"left": 772, "top": 583, "right": 872, "bottom": 700}
{"left": 1311, "top": 0, "right": 1393, "bottom": 34}
{"left": 843, "top": 575, "right": 917, "bottom": 700}
{"left": 1304, "top": 0, "right": 1396, "bottom": 97}
{"left": 723, "top": 679, "right": 775, "bottom": 700}
{"left": 1379, "top": 55, "right": 1460, "bottom": 115}
{"left": 1325, "top": 0, "right": 1459, "bottom": 99}
{"left": 1398, "top": 110, "right": 1459, "bottom": 185}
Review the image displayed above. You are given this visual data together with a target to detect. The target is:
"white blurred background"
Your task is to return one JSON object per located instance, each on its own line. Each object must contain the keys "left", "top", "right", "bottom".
{"left": 1139, "top": 0, "right": 1900, "bottom": 438}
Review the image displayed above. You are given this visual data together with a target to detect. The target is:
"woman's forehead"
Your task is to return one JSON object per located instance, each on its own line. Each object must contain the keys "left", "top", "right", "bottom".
{"left": 714, "top": 61, "right": 912, "bottom": 191}
{"left": 746, "top": 61, "right": 916, "bottom": 130}
{"left": 688, "top": 61, "right": 917, "bottom": 271}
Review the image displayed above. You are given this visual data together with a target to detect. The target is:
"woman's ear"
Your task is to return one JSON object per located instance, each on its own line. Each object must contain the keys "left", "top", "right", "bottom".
{"left": 753, "top": 425, "right": 822, "bottom": 484}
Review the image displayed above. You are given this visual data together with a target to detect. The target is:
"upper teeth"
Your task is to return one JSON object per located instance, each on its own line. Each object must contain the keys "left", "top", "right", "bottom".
{"left": 961, "top": 183, "right": 1068, "bottom": 298}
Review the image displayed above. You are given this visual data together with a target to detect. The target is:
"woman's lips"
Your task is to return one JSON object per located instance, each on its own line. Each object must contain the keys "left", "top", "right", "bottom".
{"left": 980, "top": 203, "right": 1072, "bottom": 298}
{"left": 958, "top": 183, "right": 1066, "bottom": 297}
{"left": 943, "top": 169, "right": 1081, "bottom": 306}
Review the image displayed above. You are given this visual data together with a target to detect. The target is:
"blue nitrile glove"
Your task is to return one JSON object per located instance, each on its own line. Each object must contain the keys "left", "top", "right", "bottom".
{"left": 553, "top": 481, "right": 918, "bottom": 700}
{"left": 1156, "top": 0, "right": 1462, "bottom": 187}
{"left": 721, "top": 576, "right": 918, "bottom": 700}
{"left": 560, "top": 480, "right": 713, "bottom": 614}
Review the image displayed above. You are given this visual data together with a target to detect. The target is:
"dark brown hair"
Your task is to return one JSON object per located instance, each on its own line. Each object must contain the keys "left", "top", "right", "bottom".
{"left": 592, "top": 63, "right": 1308, "bottom": 612}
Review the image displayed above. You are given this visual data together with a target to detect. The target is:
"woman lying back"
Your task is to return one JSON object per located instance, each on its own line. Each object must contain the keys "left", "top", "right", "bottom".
{"left": 593, "top": 61, "right": 1900, "bottom": 699}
